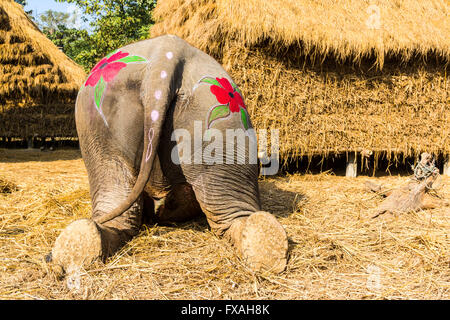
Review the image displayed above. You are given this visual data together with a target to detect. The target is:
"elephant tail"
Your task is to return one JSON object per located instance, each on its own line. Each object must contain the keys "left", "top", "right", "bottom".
{"left": 94, "top": 48, "right": 183, "bottom": 225}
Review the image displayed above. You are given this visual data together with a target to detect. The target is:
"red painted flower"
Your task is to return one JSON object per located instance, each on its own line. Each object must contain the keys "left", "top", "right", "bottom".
{"left": 210, "top": 77, "right": 245, "bottom": 113}
{"left": 85, "top": 51, "right": 130, "bottom": 87}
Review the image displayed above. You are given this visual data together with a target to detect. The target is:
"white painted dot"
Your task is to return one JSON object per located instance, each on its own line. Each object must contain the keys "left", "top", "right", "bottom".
{"left": 166, "top": 51, "right": 173, "bottom": 59}
{"left": 154, "top": 90, "right": 162, "bottom": 100}
{"left": 151, "top": 110, "right": 159, "bottom": 122}
{"left": 160, "top": 70, "right": 167, "bottom": 79}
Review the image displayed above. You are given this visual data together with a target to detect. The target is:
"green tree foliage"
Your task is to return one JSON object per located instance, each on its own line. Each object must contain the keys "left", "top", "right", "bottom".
{"left": 14, "top": 0, "right": 33, "bottom": 15}
{"left": 46, "top": 26, "right": 92, "bottom": 67}
{"left": 38, "top": 10, "right": 71, "bottom": 35}
{"left": 56, "top": 0, "right": 157, "bottom": 71}
{"left": 36, "top": 9, "right": 91, "bottom": 71}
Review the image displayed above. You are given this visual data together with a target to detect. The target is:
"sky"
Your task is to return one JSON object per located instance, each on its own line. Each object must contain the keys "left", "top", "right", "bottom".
{"left": 24, "top": 0, "right": 91, "bottom": 30}
{"left": 25, "top": 0, "right": 71, "bottom": 16}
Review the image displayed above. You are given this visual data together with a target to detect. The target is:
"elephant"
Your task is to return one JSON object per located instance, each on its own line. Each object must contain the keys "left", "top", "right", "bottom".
{"left": 49, "top": 35, "right": 288, "bottom": 275}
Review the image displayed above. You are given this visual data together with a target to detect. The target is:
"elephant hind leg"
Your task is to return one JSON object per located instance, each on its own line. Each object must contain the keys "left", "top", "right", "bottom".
{"left": 88, "top": 155, "right": 144, "bottom": 257}
{"left": 51, "top": 149, "right": 143, "bottom": 273}
{"left": 225, "top": 212, "right": 288, "bottom": 274}
{"left": 187, "top": 168, "right": 288, "bottom": 273}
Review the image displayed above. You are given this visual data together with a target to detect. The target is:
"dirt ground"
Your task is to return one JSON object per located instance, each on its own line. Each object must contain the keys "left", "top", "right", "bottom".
{"left": 0, "top": 149, "right": 448, "bottom": 299}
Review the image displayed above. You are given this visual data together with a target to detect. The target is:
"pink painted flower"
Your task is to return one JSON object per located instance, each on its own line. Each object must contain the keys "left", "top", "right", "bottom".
{"left": 196, "top": 76, "right": 249, "bottom": 130}
{"left": 209, "top": 77, "right": 245, "bottom": 113}
{"left": 85, "top": 51, "right": 130, "bottom": 87}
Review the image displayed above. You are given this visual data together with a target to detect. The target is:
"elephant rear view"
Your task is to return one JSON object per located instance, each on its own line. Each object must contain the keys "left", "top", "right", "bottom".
{"left": 50, "top": 35, "right": 288, "bottom": 276}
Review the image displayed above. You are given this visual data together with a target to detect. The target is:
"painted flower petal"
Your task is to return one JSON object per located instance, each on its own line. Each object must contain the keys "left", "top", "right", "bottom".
{"left": 216, "top": 77, "right": 233, "bottom": 92}
{"left": 234, "top": 91, "right": 244, "bottom": 107}
{"left": 228, "top": 98, "right": 241, "bottom": 113}
{"left": 230, "top": 92, "right": 245, "bottom": 112}
{"left": 85, "top": 70, "right": 102, "bottom": 87}
{"left": 210, "top": 85, "right": 231, "bottom": 105}
{"left": 101, "top": 62, "right": 127, "bottom": 82}
{"left": 107, "top": 51, "right": 129, "bottom": 63}
{"left": 90, "top": 57, "right": 108, "bottom": 74}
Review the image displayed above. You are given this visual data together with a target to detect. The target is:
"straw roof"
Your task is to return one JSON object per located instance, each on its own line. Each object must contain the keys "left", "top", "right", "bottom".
{"left": 152, "top": 0, "right": 450, "bottom": 68}
{"left": 151, "top": 0, "right": 450, "bottom": 161}
{"left": 0, "top": 0, "right": 86, "bottom": 138}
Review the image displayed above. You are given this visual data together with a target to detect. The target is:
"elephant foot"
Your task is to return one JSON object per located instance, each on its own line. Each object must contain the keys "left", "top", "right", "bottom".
{"left": 50, "top": 219, "right": 102, "bottom": 275}
{"left": 227, "top": 211, "right": 288, "bottom": 273}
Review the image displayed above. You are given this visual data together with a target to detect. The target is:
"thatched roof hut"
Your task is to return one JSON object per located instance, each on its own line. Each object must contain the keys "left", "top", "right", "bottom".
{"left": 151, "top": 0, "right": 449, "bottom": 164}
{"left": 0, "top": 0, "right": 85, "bottom": 139}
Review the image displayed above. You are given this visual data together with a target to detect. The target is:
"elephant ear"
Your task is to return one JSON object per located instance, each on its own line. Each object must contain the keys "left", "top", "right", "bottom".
{"left": 207, "top": 104, "right": 230, "bottom": 128}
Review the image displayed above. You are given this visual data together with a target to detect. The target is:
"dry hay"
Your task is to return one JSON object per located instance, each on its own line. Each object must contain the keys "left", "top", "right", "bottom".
{"left": 0, "top": 149, "right": 448, "bottom": 299}
{"left": 224, "top": 46, "right": 449, "bottom": 161}
{"left": 0, "top": 0, "right": 85, "bottom": 138}
{"left": 152, "top": 0, "right": 450, "bottom": 68}
{"left": 151, "top": 0, "right": 450, "bottom": 161}
{"left": 0, "top": 177, "right": 18, "bottom": 194}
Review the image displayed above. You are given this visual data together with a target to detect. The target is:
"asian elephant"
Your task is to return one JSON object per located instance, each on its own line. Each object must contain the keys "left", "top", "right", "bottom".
{"left": 49, "top": 35, "right": 288, "bottom": 275}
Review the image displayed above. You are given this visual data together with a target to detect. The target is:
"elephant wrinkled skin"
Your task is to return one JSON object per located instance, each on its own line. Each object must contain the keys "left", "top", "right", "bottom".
{"left": 50, "top": 35, "right": 288, "bottom": 275}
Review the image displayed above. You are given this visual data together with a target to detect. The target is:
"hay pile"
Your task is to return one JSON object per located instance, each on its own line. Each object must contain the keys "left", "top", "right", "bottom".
{"left": 0, "top": 177, "right": 18, "bottom": 193}
{"left": 0, "top": 0, "right": 86, "bottom": 139}
{"left": 151, "top": 0, "right": 450, "bottom": 161}
{"left": 0, "top": 149, "right": 448, "bottom": 299}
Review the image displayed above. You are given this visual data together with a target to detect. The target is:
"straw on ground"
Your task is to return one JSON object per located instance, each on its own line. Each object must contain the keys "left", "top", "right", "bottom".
{"left": 0, "top": 149, "right": 448, "bottom": 299}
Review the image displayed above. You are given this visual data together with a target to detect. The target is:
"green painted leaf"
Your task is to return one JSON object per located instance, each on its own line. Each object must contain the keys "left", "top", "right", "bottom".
{"left": 231, "top": 82, "right": 242, "bottom": 95}
{"left": 94, "top": 76, "right": 106, "bottom": 109}
{"left": 117, "top": 55, "right": 147, "bottom": 63}
{"left": 240, "top": 108, "right": 249, "bottom": 130}
{"left": 208, "top": 105, "right": 230, "bottom": 127}
{"left": 200, "top": 77, "right": 220, "bottom": 87}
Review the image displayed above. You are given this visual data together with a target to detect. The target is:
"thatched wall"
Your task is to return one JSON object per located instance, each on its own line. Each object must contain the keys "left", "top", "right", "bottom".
{"left": 0, "top": 0, "right": 86, "bottom": 138}
{"left": 151, "top": 0, "right": 449, "bottom": 161}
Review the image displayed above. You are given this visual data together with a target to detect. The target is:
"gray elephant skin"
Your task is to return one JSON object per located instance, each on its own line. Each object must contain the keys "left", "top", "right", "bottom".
{"left": 50, "top": 35, "right": 288, "bottom": 275}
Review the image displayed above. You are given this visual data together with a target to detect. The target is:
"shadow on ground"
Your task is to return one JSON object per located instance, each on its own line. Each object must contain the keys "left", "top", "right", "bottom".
{"left": 0, "top": 148, "right": 81, "bottom": 163}
{"left": 259, "top": 179, "right": 304, "bottom": 218}
{"left": 141, "top": 179, "right": 302, "bottom": 235}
